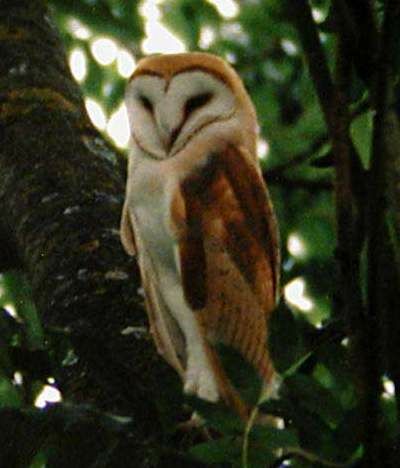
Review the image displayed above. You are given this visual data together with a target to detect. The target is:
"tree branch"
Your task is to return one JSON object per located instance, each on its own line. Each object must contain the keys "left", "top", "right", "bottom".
{"left": 364, "top": 1, "right": 400, "bottom": 464}
{"left": 332, "top": 0, "right": 379, "bottom": 88}
{"left": 288, "top": 3, "right": 371, "bottom": 463}
{"left": 288, "top": 0, "right": 364, "bottom": 324}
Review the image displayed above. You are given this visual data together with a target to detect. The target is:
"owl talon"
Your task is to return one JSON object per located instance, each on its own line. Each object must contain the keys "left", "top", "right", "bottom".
{"left": 183, "top": 374, "right": 197, "bottom": 395}
{"left": 184, "top": 367, "right": 219, "bottom": 403}
{"left": 198, "top": 380, "right": 219, "bottom": 402}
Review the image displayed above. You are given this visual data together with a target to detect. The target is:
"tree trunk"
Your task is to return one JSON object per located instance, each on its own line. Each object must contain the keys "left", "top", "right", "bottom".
{"left": 0, "top": 0, "right": 200, "bottom": 465}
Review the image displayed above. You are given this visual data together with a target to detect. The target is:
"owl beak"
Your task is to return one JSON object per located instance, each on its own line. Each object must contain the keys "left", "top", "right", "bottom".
{"left": 156, "top": 108, "right": 184, "bottom": 153}
{"left": 168, "top": 127, "right": 180, "bottom": 150}
{"left": 159, "top": 124, "right": 182, "bottom": 153}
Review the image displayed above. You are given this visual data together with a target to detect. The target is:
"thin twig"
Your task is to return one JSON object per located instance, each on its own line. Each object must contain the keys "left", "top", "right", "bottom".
{"left": 265, "top": 134, "right": 328, "bottom": 176}
{"left": 48, "top": 0, "right": 143, "bottom": 56}
{"left": 241, "top": 406, "right": 259, "bottom": 468}
{"left": 264, "top": 173, "right": 332, "bottom": 191}
{"left": 265, "top": 95, "right": 370, "bottom": 177}
{"left": 288, "top": 1, "right": 336, "bottom": 133}
{"left": 273, "top": 447, "right": 354, "bottom": 468}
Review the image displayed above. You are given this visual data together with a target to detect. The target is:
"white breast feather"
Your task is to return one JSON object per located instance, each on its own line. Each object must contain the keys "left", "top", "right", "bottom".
{"left": 128, "top": 146, "right": 219, "bottom": 402}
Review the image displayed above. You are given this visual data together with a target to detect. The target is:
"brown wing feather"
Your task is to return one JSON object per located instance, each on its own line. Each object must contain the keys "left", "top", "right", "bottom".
{"left": 175, "top": 145, "right": 279, "bottom": 311}
{"left": 219, "top": 145, "right": 280, "bottom": 298}
{"left": 178, "top": 185, "right": 207, "bottom": 310}
{"left": 173, "top": 145, "right": 279, "bottom": 397}
{"left": 178, "top": 156, "right": 220, "bottom": 310}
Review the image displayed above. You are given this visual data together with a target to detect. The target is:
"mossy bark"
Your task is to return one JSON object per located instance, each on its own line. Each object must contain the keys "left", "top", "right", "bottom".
{"left": 0, "top": 1, "right": 198, "bottom": 465}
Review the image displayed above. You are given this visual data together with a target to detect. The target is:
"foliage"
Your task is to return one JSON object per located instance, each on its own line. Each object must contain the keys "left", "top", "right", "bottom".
{"left": 1, "top": 0, "right": 400, "bottom": 466}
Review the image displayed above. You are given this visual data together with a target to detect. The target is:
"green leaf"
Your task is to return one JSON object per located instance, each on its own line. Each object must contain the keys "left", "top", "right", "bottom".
{"left": 250, "top": 425, "right": 299, "bottom": 450}
{"left": 161, "top": 0, "right": 219, "bottom": 50}
{"left": 189, "top": 437, "right": 240, "bottom": 465}
{"left": 29, "top": 451, "right": 47, "bottom": 468}
{"left": 350, "top": 111, "right": 373, "bottom": 168}
{"left": 315, "top": 342, "right": 355, "bottom": 406}
{"left": 185, "top": 396, "right": 243, "bottom": 434}
{"left": 260, "top": 381, "right": 342, "bottom": 457}
{"left": 0, "top": 309, "right": 21, "bottom": 374}
{"left": 0, "top": 376, "right": 22, "bottom": 408}
{"left": 245, "top": 446, "right": 276, "bottom": 468}
{"left": 297, "top": 216, "right": 335, "bottom": 262}
{"left": 50, "top": 0, "right": 143, "bottom": 44}
{"left": 269, "top": 301, "right": 302, "bottom": 373}
{"left": 244, "top": 420, "right": 301, "bottom": 468}
{"left": 257, "top": 398, "right": 292, "bottom": 420}
{"left": 103, "top": 78, "right": 125, "bottom": 112}
{"left": 333, "top": 408, "right": 363, "bottom": 462}
{"left": 0, "top": 307, "right": 22, "bottom": 342}
{"left": 284, "top": 374, "right": 343, "bottom": 426}
{"left": 1, "top": 272, "right": 44, "bottom": 349}
{"left": 215, "top": 343, "right": 263, "bottom": 406}
{"left": 292, "top": 405, "right": 337, "bottom": 457}
{"left": 84, "top": 60, "right": 106, "bottom": 101}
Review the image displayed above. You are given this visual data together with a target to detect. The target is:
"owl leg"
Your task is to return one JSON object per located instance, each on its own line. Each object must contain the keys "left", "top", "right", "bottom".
{"left": 161, "top": 280, "right": 219, "bottom": 402}
{"left": 179, "top": 311, "right": 219, "bottom": 402}
{"left": 184, "top": 337, "right": 219, "bottom": 402}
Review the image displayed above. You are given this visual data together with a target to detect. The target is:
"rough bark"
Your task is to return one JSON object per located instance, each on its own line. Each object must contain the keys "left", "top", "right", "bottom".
{"left": 0, "top": 0, "right": 199, "bottom": 465}
{"left": 366, "top": 1, "right": 400, "bottom": 464}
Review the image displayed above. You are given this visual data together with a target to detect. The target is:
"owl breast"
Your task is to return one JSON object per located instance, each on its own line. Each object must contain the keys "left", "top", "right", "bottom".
{"left": 129, "top": 157, "right": 177, "bottom": 275}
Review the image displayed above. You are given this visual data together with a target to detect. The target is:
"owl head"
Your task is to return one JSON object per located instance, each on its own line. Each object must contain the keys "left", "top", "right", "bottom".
{"left": 125, "top": 53, "right": 258, "bottom": 160}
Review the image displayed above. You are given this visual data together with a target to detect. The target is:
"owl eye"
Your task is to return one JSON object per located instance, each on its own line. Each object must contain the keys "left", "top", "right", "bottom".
{"left": 139, "top": 95, "right": 154, "bottom": 114}
{"left": 185, "top": 92, "right": 213, "bottom": 117}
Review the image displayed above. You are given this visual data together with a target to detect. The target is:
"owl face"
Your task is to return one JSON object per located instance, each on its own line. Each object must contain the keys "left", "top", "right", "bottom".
{"left": 125, "top": 53, "right": 256, "bottom": 160}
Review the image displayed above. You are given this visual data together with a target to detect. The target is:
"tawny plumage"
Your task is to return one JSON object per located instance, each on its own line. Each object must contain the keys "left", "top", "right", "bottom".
{"left": 120, "top": 52, "right": 280, "bottom": 419}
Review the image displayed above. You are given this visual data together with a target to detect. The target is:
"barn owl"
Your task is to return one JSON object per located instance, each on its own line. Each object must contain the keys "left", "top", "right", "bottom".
{"left": 121, "top": 52, "right": 280, "bottom": 419}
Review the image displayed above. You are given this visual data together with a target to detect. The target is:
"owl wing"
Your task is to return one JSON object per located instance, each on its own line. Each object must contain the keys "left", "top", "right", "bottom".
{"left": 120, "top": 201, "right": 137, "bottom": 256}
{"left": 140, "top": 254, "right": 186, "bottom": 377}
{"left": 121, "top": 201, "right": 186, "bottom": 376}
{"left": 174, "top": 144, "right": 279, "bottom": 313}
